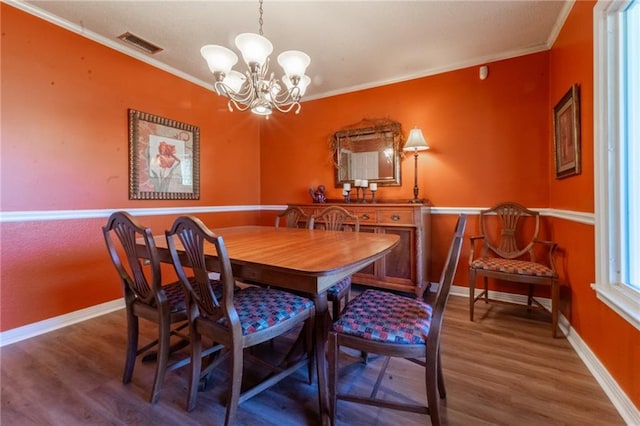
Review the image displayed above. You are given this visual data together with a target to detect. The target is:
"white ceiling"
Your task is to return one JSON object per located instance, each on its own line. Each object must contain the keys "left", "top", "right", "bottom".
{"left": 15, "top": 0, "right": 571, "bottom": 100}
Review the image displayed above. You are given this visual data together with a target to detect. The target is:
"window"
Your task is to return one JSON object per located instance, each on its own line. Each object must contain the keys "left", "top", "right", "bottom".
{"left": 593, "top": 0, "right": 640, "bottom": 331}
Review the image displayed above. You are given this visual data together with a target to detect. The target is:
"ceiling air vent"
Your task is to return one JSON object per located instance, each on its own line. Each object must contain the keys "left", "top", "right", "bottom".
{"left": 117, "top": 32, "right": 163, "bottom": 55}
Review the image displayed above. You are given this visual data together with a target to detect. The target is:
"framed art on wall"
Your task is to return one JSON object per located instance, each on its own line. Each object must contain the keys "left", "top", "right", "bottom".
{"left": 128, "top": 109, "right": 200, "bottom": 200}
{"left": 553, "top": 84, "right": 581, "bottom": 179}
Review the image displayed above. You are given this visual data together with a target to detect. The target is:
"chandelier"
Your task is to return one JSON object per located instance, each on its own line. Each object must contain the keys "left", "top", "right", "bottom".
{"left": 200, "top": 0, "right": 311, "bottom": 117}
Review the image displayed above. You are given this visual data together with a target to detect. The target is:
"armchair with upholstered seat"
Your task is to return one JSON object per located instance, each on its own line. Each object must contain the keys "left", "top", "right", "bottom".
{"left": 468, "top": 202, "right": 561, "bottom": 337}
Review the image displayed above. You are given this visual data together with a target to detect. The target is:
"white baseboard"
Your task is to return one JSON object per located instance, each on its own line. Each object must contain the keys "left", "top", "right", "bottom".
{"left": 0, "top": 298, "right": 124, "bottom": 347}
{"left": 449, "top": 284, "right": 640, "bottom": 425}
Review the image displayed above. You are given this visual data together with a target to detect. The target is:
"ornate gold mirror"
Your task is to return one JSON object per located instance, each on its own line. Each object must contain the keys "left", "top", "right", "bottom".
{"left": 333, "top": 118, "right": 404, "bottom": 187}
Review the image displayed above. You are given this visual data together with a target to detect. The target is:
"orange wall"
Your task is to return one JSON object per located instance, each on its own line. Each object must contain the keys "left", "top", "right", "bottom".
{"left": 0, "top": 5, "right": 264, "bottom": 330}
{"left": 547, "top": 0, "right": 639, "bottom": 409}
{"left": 261, "top": 53, "right": 550, "bottom": 207}
{"left": 260, "top": 47, "right": 552, "bottom": 288}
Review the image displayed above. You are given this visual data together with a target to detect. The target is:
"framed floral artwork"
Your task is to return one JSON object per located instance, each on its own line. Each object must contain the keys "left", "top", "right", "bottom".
{"left": 553, "top": 84, "right": 581, "bottom": 179}
{"left": 128, "top": 109, "right": 200, "bottom": 200}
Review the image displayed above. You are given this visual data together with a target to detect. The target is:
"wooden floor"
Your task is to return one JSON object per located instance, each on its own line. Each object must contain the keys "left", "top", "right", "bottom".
{"left": 1, "top": 292, "right": 625, "bottom": 426}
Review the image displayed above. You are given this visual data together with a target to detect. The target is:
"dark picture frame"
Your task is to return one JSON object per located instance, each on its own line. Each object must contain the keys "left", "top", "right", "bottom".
{"left": 553, "top": 84, "right": 581, "bottom": 179}
{"left": 128, "top": 109, "right": 200, "bottom": 200}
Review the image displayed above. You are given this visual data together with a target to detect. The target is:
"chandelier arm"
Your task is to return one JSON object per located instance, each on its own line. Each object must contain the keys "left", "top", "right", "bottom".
{"left": 272, "top": 85, "right": 302, "bottom": 104}
{"left": 214, "top": 81, "right": 255, "bottom": 106}
{"left": 227, "top": 99, "right": 252, "bottom": 112}
{"left": 270, "top": 100, "right": 301, "bottom": 114}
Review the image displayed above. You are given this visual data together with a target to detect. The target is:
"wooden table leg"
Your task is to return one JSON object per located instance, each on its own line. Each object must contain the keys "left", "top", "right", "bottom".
{"left": 313, "top": 293, "right": 331, "bottom": 426}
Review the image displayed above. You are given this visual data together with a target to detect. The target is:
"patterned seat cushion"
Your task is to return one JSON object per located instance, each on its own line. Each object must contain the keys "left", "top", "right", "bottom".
{"left": 327, "top": 276, "right": 351, "bottom": 297}
{"left": 470, "top": 257, "right": 556, "bottom": 277}
{"left": 162, "top": 281, "right": 187, "bottom": 313}
{"left": 333, "top": 289, "right": 432, "bottom": 345}
{"left": 164, "top": 279, "right": 226, "bottom": 313}
{"left": 227, "top": 287, "right": 314, "bottom": 336}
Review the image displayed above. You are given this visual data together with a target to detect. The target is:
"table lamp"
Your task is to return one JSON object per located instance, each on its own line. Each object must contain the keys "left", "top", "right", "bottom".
{"left": 403, "top": 127, "right": 430, "bottom": 203}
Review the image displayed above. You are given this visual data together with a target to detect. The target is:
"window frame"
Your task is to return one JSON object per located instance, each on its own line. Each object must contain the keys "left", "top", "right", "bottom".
{"left": 592, "top": 0, "right": 640, "bottom": 331}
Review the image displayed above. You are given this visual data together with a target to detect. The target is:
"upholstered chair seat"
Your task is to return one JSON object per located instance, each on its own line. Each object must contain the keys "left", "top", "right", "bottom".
{"left": 470, "top": 258, "right": 556, "bottom": 277}
{"left": 326, "top": 277, "right": 351, "bottom": 299}
{"left": 221, "top": 286, "right": 314, "bottom": 334}
{"left": 333, "top": 289, "right": 432, "bottom": 345}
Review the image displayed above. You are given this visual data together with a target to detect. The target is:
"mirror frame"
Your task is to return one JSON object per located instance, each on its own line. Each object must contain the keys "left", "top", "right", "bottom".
{"left": 332, "top": 118, "right": 404, "bottom": 187}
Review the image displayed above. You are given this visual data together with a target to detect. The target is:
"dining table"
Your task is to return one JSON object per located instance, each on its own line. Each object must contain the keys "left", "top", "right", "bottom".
{"left": 147, "top": 224, "right": 400, "bottom": 424}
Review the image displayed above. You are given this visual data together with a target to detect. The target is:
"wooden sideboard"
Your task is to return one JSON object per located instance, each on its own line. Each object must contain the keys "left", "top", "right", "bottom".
{"left": 288, "top": 202, "right": 430, "bottom": 298}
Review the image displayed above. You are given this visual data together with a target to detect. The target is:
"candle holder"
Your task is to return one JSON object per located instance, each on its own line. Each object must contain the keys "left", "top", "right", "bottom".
{"left": 370, "top": 188, "right": 377, "bottom": 203}
{"left": 360, "top": 187, "right": 367, "bottom": 203}
{"left": 354, "top": 187, "right": 361, "bottom": 202}
{"left": 343, "top": 190, "right": 351, "bottom": 203}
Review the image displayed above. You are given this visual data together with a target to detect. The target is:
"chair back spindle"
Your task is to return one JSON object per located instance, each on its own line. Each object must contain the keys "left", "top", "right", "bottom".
{"left": 275, "top": 206, "right": 308, "bottom": 228}
{"left": 166, "top": 216, "right": 237, "bottom": 324}
{"left": 309, "top": 205, "right": 359, "bottom": 232}
{"left": 429, "top": 214, "right": 467, "bottom": 348}
{"left": 480, "top": 202, "right": 540, "bottom": 260}
{"left": 103, "top": 211, "right": 160, "bottom": 305}
{"left": 309, "top": 205, "right": 360, "bottom": 319}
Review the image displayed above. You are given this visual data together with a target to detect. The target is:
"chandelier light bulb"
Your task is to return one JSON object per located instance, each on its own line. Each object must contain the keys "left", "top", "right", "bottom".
{"left": 251, "top": 99, "right": 273, "bottom": 116}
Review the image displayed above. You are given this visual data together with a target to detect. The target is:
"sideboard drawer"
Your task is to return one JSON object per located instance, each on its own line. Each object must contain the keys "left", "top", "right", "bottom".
{"left": 377, "top": 210, "right": 414, "bottom": 225}
{"left": 354, "top": 210, "right": 377, "bottom": 224}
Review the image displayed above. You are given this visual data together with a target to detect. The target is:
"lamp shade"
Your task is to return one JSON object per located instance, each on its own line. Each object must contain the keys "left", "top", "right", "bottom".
{"left": 277, "top": 50, "right": 311, "bottom": 77}
{"left": 235, "top": 33, "right": 273, "bottom": 67}
{"left": 223, "top": 70, "right": 247, "bottom": 93}
{"left": 200, "top": 45, "right": 238, "bottom": 76}
{"left": 403, "top": 128, "right": 430, "bottom": 151}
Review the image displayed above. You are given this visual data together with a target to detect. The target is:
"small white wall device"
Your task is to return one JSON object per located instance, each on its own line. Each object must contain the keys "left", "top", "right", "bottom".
{"left": 479, "top": 65, "right": 489, "bottom": 80}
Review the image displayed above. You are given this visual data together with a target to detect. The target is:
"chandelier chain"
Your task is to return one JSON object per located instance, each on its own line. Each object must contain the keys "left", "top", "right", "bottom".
{"left": 258, "top": 0, "right": 264, "bottom": 36}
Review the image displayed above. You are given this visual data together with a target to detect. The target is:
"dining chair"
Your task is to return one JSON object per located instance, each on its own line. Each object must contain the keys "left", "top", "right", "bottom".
{"left": 309, "top": 205, "right": 360, "bottom": 320}
{"left": 275, "top": 206, "right": 308, "bottom": 228}
{"left": 165, "top": 215, "right": 317, "bottom": 425}
{"left": 468, "top": 202, "right": 560, "bottom": 337}
{"left": 328, "top": 214, "right": 467, "bottom": 426}
{"left": 102, "top": 211, "right": 190, "bottom": 404}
